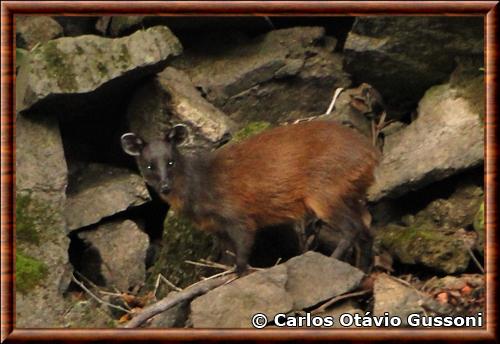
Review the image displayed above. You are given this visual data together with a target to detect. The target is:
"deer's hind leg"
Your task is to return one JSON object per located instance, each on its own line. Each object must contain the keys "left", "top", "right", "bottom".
{"left": 316, "top": 200, "right": 373, "bottom": 272}
{"left": 294, "top": 213, "right": 321, "bottom": 253}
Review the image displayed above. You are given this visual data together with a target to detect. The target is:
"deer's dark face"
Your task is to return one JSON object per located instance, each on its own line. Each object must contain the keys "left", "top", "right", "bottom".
{"left": 121, "top": 125, "right": 188, "bottom": 195}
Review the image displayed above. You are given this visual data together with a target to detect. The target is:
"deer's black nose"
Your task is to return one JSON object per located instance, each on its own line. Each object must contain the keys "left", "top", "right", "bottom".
{"left": 160, "top": 183, "right": 171, "bottom": 194}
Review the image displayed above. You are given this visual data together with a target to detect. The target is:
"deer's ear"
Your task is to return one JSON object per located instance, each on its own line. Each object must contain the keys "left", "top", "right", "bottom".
{"left": 121, "top": 133, "right": 144, "bottom": 156}
{"left": 166, "top": 124, "right": 189, "bottom": 145}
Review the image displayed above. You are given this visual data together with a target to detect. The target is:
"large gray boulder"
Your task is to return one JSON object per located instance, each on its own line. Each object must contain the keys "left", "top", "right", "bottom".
{"left": 191, "top": 265, "right": 292, "bottom": 328}
{"left": 16, "top": 26, "right": 182, "bottom": 114}
{"left": 344, "top": 17, "right": 483, "bottom": 115}
{"left": 77, "top": 219, "right": 149, "bottom": 291}
{"left": 174, "top": 27, "right": 351, "bottom": 125}
{"left": 190, "top": 252, "right": 364, "bottom": 328}
{"left": 373, "top": 274, "right": 424, "bottom": 325}
{"left": 15, "top": 114, "right": 71, "bottom": 327}
{"left": 285, "top": 251, "right": 365, "bottom": 310}
{"left": 64, "top": 163, "right": 150, "bottom": 230}
{"left": 126, "top": 67, "right": 235, "bottom": 149}
{"left": 368, "top": 63, "right": 484, "bottom": 201}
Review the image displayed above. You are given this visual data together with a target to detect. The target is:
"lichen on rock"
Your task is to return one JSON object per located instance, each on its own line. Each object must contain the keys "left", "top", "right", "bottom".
{"left": 231, "top": 121, "right": 272, "bottom": 143}
{"left": 375, "top": 224, "right": 470, "bottom": 274}
{"left": 473, "top": 202, "right": 485, "bottom": 255}
{"left": 16, "top": 251, "right": 48, "bottom": 294}
{"left": 16, "top": 25, "right": 183, "bottom": 114}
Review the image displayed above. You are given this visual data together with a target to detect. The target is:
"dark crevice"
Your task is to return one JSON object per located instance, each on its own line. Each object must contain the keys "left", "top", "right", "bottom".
{"left": 371, "top": 165, "right": 484, "bottom": 226}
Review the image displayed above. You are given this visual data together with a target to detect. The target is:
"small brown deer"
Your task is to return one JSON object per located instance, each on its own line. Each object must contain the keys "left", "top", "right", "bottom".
{"left": 121, "top": 120, "right": 379, "bottom": 273}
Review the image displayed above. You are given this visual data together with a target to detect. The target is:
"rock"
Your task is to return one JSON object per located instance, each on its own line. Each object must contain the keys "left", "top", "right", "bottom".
{"left": 380, "top": 121, "right": 406, "bottom": 137}
{"left": 424, "top": 274, "right": 484, "bottom": 293}
{"left": 412, "top": 183, "right": 483, "bottom": 230}
{"left": 16, "top": 115, "right": 68, "bottom": 199}
{"left": 473, "top": 202, "right": 485, "bottom": 254}
{"left": 77, "top": 219, "right": 149, "bottom": 291}
{"left": 190, "top": 252, "right": 364, "bottom": 328}
{"left": 375, "top": 224, "right": 470, "bottom": 274}
{"left": 321, "top": 83, "right": 380, "bottom": 137}
{"left": 52, "top": 16, "right": 100, "bottom": 37}
{"left": 420, "top": 274, "right": 485, "bottom": 317}
{"left": 16, "top": 26, "right": 182, "bottom": 114}
{"left": 63, "top": 301, "right": 115, "bottom": 328}
{"left": 320, "top": 301, "right": 364, "bottom": 328}
{"left": 149, "top": 293, "right": 190, "bottom": 328}
{"left": 126, "top": 67, "right": 235, "bottom": 149}
{"left": 191, "top": 265, "right": 293, "bottom": 328}
{"left": 145, "top": 210, "right": 218, "bottom": 292}
{"left": 173, "top": 27, "right": 351, "bottom": 125}
{"left": 65, "top": 163, "right": 150, "bottom": 230}
{"left": 16, "top": 114, "right": 71, "bottom": 327}
{"left": 344, "top": 17, "right": 483, "bottom": 115}
{"left": 98, "top": 16, "right": 146, "bottom": 37}
{"left": 94, "top": 16, "right": 112, "bottom": 36}
{"left": 368, "top": 63, "right": 484, "bottom": 201}
{"left": 16, "top": 16, "right": 63, "bottom": 50}
{"left": 373, "top": 274, "right": 424, "bottom": 325}
{"left": 285, "top": 251, "right": 364, "bottom": 310}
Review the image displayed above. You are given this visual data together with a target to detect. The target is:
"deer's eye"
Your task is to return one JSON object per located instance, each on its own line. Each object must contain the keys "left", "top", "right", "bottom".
{"left": 167, "top": 160, "right": 175, "bottom": 167}
{"left": 146, "top": 165, "right": 153, "bottom": 170}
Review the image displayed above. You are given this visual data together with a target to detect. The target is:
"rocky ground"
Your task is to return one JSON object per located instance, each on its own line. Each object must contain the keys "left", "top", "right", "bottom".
{"left": 15, "top": 16, "right": 484, "bottom": 328}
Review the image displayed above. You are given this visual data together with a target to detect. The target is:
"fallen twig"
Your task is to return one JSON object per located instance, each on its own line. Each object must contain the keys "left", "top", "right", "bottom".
{"left": 199, "top": 268, "right": 235, "bottom": 282}
{"left": 71, "top": 274, "right": 132, "bottom": 314}
{"left": 153, "top": 273, "right": 182, "bottom": 298}
{"left": 386, "top": 274, "right": 414, "bottom": 288}
{"left": 467, "top": 246, "right": 485, "bottom": 274}
{"left": 159, "top": 274, "right": 183, "bottom": 292}
{"left": 311, "top": 289, "right": 370, "bottom": 315}
{"left": 124, "top": 274, "right": 235, "bottom": 328}
{"left": 185, "top": 259, "right": 232, "bottom": 270}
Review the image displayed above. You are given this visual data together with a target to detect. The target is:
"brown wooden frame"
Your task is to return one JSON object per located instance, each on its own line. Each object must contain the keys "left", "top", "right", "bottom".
{"left": 1, "top": 1, "right": 498, "bottom": 342}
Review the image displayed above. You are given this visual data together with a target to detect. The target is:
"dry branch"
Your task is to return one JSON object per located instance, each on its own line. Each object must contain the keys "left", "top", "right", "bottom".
{"left": 71, "top": 274, "right": 132, "bottom": 314}
{"left": 124, "top": 273, "right": 236, "bottom": 328}
{"left": 311, "top": 289, "right": 370, "bottom": 315}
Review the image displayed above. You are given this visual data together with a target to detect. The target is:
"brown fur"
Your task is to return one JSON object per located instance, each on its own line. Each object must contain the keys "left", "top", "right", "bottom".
{"left": 207, "top": 121, "right": 379, "bottom": 232}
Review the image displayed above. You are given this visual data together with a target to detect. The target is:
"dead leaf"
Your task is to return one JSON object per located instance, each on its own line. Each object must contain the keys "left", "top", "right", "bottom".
{"left": 461, "top": 285, "right": 472, "bottom": 295}
{"left": 436, "top": 292, "right": 449, "bottom": 304}
{"left": 118, "top": 313, "right": 131, "bottom": 324}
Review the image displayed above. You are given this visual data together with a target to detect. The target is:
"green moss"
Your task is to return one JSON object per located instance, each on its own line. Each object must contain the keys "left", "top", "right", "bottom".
{"left": 473, "top": 202, "right": 484, "bottom": 255}
{"left": 473, "top": 202, "right": 484, "bottom": 232}
{"left": 232, "top": 121, "right": 272, "bottom": 143}
{"left": 41, "top": 41, "right": 77, "bottom": 91}
{"left": 422, "top": 84, "right": 444, "bottom": 101}
{"left": 375, "top": 222, "right": 470, "bottom": 274}
{"left": 16, "top": 48, "right": 28, "bottom": 71}
{"left": 145, "top": 211, "right": 217, "bottom": 294}
{"left": 16, "top": 251, "right": 48, "bottom": 294}
{"left": 16, "top": 192, "right": 41, "bottom": 245}
{"left": 16, "top": 191, "right": 59, "bottom": 246}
